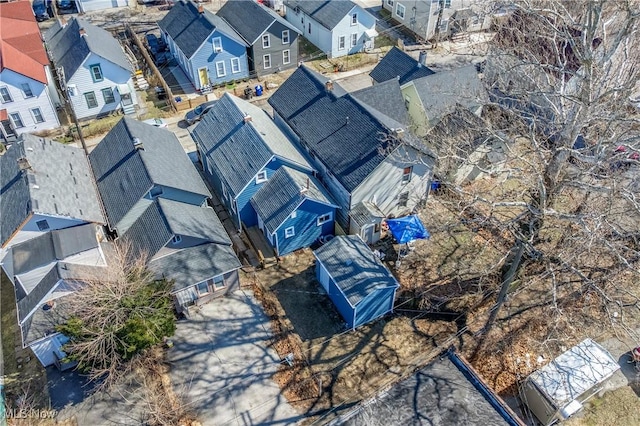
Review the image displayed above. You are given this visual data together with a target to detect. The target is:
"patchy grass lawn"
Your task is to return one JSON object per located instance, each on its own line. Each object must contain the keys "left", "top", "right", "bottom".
{"left": 565, "top": 386, "right": 640, "bottom": 426}
{"left": 1, "top": 270, "right": 51, "bottom": 411}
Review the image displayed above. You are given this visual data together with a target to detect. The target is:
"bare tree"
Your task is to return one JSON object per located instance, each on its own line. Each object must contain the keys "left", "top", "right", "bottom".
{"left": 57, "top": 242, "right": 176, "bottom": 389}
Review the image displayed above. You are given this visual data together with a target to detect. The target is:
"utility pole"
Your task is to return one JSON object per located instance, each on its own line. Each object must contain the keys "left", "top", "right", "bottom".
{"left": 433, "top": 0, "right": 445, "bottom": 48}
{"left": 53, "top": 65, "right": 87, "bottom": 154}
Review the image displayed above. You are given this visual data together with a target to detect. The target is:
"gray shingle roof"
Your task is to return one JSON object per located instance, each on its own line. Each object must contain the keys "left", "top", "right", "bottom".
{"left": 369, "top": 47, "right": 435, "bottom": 85}
{"left": 250, "top": 167, "right": 335, "bottom": 234}
{"left": 16, "top": 262, "right": 60, "bottom": 323}
{"left": 269, "top": 66, "right": 408, "bottom": 192}
{"left": 120, "top": 200, "right": 173, "bottom": 260}
{"left": 285, "top": 0, "right": 357, "bottom": 30}
{"left": 192, "top": 93, "right": 310, "bottom": 196}
{"left": 150, "top": 242, "right": 241, "bottom": 293}
{"left": 409, "top": 65, "right": 488, "bottom": 123}
{"left": 45, "top": 17, "right": 131, "bottom": 81}
{"left": 0, "top": 135, "right": 105, "bottom": 246}
{"left": 313, "top": 235, "right": 398, "bottom": 306}
{"left": 157, "top": 198, "right": 230, "bottom": 245}
{"left": 89, "top": 117, "right": 210, "bottom": 229}
{"left": 217, "top": 0, "right": 298, "bottom": 45}
{"left": 158, "top": 0, "right": 247, "bottom": 59}
{"left": 351, "top": 78, "right": 409, "bottom": 126}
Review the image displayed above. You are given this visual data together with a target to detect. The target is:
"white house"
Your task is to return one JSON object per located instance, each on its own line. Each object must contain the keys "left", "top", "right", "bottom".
{"left": 45, "top": 17, "right": 138, "bottom": 120}
{"left": 284, "top": 0, "right": 377, "bottom": 58}
{"left": 75, "top": 0, "right": 129, "bottom": 13}
{"left": 0, "top": 1, "right": 60, "bottom": 141}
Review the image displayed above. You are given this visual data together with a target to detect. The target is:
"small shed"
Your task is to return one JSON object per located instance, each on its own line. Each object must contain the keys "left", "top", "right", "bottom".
{"left": 313, "top": 235, "right": 399, "bottom": 329}
{"left": 520, "top": 338, "right": 620, "bottom": 426}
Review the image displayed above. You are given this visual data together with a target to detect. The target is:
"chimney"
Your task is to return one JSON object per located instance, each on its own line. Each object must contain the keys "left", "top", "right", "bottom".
{"left": 392, "top": 128, "right": 405, "bottom": 139}
{"left": 198, "top": 2, "right": 204, "bottom": 14}
{"left": 325, "top": 80, "right": 334, "bottom": 92}
{"left": 243, "top": 114, "right": 252, "bottom": 123}
{"left": 418, "top": 50, "right": 427, "bottom": 67}
{"left": 79, "top": 27, "right": 86, "bottom": 37}
{"left": 133, "top": 137, "right": 144, "bottom": 150}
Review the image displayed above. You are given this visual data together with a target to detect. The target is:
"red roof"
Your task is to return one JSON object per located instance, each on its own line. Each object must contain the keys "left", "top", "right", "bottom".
{"left": 0, "top": 109, "right": 8, "bottom": 121}
{"left": 0, "top": 1, "right": 48, "bottom": 84}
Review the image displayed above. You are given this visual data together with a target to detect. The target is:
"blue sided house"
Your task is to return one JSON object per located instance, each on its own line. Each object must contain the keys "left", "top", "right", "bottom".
{"left": 313, "top": 235, "right": 399, "bottom": 329}
{"left": 191, "top": 93, "right": 315, "bottom": 233}
{"left": 158, "top": 0, "right": 249, "bottom": 91}
{"left": 251, "top": 167, "right": 338, "bottom": 256}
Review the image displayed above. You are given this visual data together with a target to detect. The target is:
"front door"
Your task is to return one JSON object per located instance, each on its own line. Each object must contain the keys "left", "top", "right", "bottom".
{"left": 121, "top": 92, "right": 132, "bottom": 106}
{"left": 198, "top": 67, "right": 209, "bottom": 88}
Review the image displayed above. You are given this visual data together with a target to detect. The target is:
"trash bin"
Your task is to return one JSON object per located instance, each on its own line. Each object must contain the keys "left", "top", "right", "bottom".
{"left": 255, "top": 84, "right": 263, "bottom": 96}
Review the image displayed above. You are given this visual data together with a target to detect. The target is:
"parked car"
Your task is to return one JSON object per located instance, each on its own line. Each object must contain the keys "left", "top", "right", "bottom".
{"left": 32, "top": 0, "right": 50, "bottom": 21}
{"left": 142, "top": 118, "right": 168, "bottom": 128}
{"left": 145, "top": 33, "right": 160, "bottom": 56}
{"left": 57, "top": 0, "right": 73, "bottom": 10}
{"left": 184, "top": 101, "right": 217, "bottom": 125}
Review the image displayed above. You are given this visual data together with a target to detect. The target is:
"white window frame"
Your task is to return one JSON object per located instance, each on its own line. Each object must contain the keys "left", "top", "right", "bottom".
{"left": 398, "top": 191, "right": 409, "bottom": 207}
{"left": 9, "top": 112, "right": 24, "bottom": 128}
{"left": 171, "top": 235, "right": 182, "bottom": 244}
{"left": 402, "top": 166, "right": 413, "bottom": 184}
{"left": 439, "top": 19, "right": 449, "bottom": 32}
{"left": 338, "top": 35, "right": 346, "bottom": 50}
{"left": 84, "top": 91, "right": 98, "bottom": 109}
{"left": 351, "top": 33, "right": 358, "bottom": 47}
{"left": 282, "top": 49, "right": 291, "bottom": 64}
{"left": 213, "top": 37, "right": 223, "bottom": 53}
{"left": 386, "top": 0, "right": 394, "bottom": 6}
{"left": 215, "top": 61, "right": 226, "bottom": 77}
{"left": 21, "top": 83, "right": 34, "bottom": 98}
{"left": 351, "top": 13, "right": 357, "bottom": 25}
{"left": 282, "top": 30, "right": 290, "bottom": 44}
{"left": 284, "top": 226, "right": 295, "bottom": 238}
{"left": 256, "top": 170, "right": 268, "bottom": 183}
{"left": 396, "top": 3, "right": 405, "bottom": 19}
{"left": 212, "top": 275, "right": 225, "bottom": 290}
{"left": 290, "top": 211, "right": 297, "bottom": 219}
{"left": 263, "top": 54, "right": 271, "bottom": 69}
{"left": 197, "top": 281, "right": 210, "bottom": 296}
{"left": 0, "top": 86, "right": 13, "bottom": 103}
{"left": 36, "top": 219, "right": 50, "bottom": 231}
{"left": 262, "top": 34, "right": 271, "bottom": 48}
{"left": 231, "top": 57, "right": 241, "bottom": 73}
{"left": 30, "top": 108, "right": 45, "bottom": 124}
{"left": 317, "top": 212, "right": 332, "bottom": 226}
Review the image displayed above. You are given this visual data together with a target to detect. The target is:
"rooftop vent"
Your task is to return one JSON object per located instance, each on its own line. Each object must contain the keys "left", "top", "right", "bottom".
{"left": 243, "top": 114, "right": 252, "bottom": 123}
{"left": 79, "top": 27, "right": 86, "bottom": 37}
{"left": 392, "top": 128, "right": 405, "bottom": 139}
{"left": 198, "top": 2, "right": 204, "bottom": 14}
{"left": 133, "top": 137, "right": 144, "bottom": 150}
{"left": 299, "top": 177, "right": 310, "bottom": 194}
{"left": 418, "top": 50, "right": 427, "bottom": 67}
{"left": 17, "top": 157, "right": 32, "bottom": 171}
{"left": 345, "top": 259, "right": 353, "bottom": 266}
{"left": 325, "top": 80, "right": 334, "bottom": 92}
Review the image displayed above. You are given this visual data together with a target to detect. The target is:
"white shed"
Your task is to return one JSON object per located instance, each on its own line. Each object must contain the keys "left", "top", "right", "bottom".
{"left": 520, "top": 338, "right": 620, "bottom": 426}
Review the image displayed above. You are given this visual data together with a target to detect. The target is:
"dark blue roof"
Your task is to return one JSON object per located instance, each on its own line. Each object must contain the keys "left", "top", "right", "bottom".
{"left": 269, "top": 66, "right": 401, "bottom": 193}
{"left": 351, "top": 78, "right": 409, "bottom": 126}
{"left": 285, "top": 0, "right": 357, "bottom": 30}
{"left": 370, "top": 47, "right": 435, "bottom": 85}
{"left": 158, "top": 0, "right": 247, "bottom": 59}
{"left": 217, "top": 0, "right": 297, "bottom": 45}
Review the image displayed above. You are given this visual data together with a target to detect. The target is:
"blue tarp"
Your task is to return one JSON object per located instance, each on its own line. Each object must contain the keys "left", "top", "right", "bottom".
{"left": 386, "top": 215, "right": 430, "bottom": 244}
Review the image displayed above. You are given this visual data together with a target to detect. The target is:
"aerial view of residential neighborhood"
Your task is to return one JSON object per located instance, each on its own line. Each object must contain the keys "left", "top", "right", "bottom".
{"left": 1, "top": 0, "right": 640, "bottom": 424}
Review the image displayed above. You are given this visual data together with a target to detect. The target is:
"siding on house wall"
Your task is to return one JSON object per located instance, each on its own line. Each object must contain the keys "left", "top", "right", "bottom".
{"left": 250, "top": 21, "right": 299, "bottom": 76}
{"left": 401, "top": 83, "right": 430, "bottom": 136}
{"left": 172, "top": 268, "right": 240, "bottom": 312}
{"left": 319, "top": 267, "right": 355, "bottom": 327}
{"left": 273, "top": 199, "right": 335, "bottom": 256}
{"left": 353, "top": 286, "right": 396, "bottom": 328}
{"left": 0, "top": 69, "right": 60, "bottom": 134}
{"left": 188, "top": 31, "right": 249, "bottom": 89}
{"left": 236, "top": 160, "right": 280, "bottom": 227}
{"left": 67, "top": 52, "right": 135, "bottom": 120}
{"left": 284, "top": 7, "right": 333, "bottom": 56}
{"left": 199, "top": 150, "right": 241, "bottom": 228}
{"left": 383, "top": 0, "right": 437, "bottom": 41}
{"left": 352, "top": 145, "right": 433, "bottom": 218}
{"left": 329, "top": 5, "right": 376, "bottom": 58}
{"left": 77, "top": 0, "right": 128, "bottom": 13}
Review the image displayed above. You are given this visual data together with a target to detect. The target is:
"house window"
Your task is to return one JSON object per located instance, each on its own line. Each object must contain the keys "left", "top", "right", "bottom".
{"left": 21, "top": 83, "right": 34, "bottom": 98}
{"left": 197, "top": 281, "right": 210, "bottom": 295}
{"left": 444, "top": 0, "right": 451, "bottom": 7}
{"left": 84, "top": 92, "right": 98, "bottom": 109}
{"left": 256, "top": 170, "right": 268, "bottom": 183}
{"left": 36, "top": 219, "right": 50, "bottom": 231}
{"left": 215, "top": 61, "right": 226, "bottom": 77}
{"left": 89, "top": 64, "right": 103, "bottom": 82}
{"left": 285, "top": 226, "right": 295, "bottom": 238}
{"left": 213, "top": 37, "right": 223, "bottom": 53}
{"left": 30, "top": 108, "right": 45, "bottom": 124}
{"left": 150, "top": 186, "right": 163, "bottom": 197}
{"left": 308, "top": 23, "right": 311, "bottom": 34}
{"left": 398, "top": 192, "right": 409, "bottom": 207}
{"left": 171, "top": 235, "right": 182, "bottom": 244}
{"left": 102, "top": 87, "right": 116, "bottom": 104}
{"left": 231, "top": 58, "right": 241, "bottom": 73}
{"left": 282, "top": 30, "right": 290, "bottom": 44}
{"left": 404, "top": 95, "right": 411, "bottom": 109}
{"left": 351, "top": 33, "right": 358, "bottom": 47}
{"left": 212, "top": 275, "right": 225, "bottom": 290}
{"left": 262, "top": 34, "right": 270, "bottom": 48}
{"left": 338, "top": 35, "right": 346, "bottom": 50}
{"left": 396, "top": 3, "right": 405, "bottom": 19}
{"left": 351, "top": 13, "right": 357, "bottom": 25}
{"left": 263, "top": 54, "right": 271, "bottom": 69}
{"left": 386, "top": 0, "right": 393, "bottom": 6}
{"left": 439, "top": 19, "right": 449, "bottom": 32}
{"left": 9, "top": 112, "right": 24, "bottom": 128}
{"left": 0, "top": 87, "right": 12, "bottom": 102}
{"left": 402, "top": 166, "right": 413, "bottom": 183}
{"left": 374, "top": 223, "right": 381, "bottom": 233}
{"left": 283, "top": 50, "right": 291, "bottom": 64}
{"left": 317, "top": 212, "right": 332, "bottom": 226}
